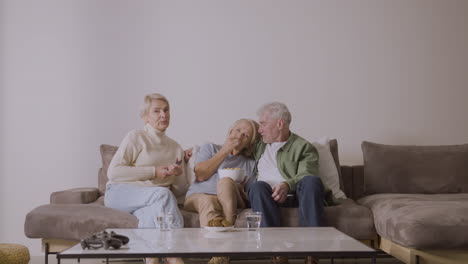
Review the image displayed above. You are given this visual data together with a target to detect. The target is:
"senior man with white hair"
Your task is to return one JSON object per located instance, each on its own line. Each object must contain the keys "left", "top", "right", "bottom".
{"left": 249, "top": 102, "right": 326, "bottom": 264}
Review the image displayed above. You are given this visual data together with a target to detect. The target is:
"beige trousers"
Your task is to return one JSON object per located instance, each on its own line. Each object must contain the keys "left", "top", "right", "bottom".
{"left": 184, "top": 178, "right": 247, "bottom": 227}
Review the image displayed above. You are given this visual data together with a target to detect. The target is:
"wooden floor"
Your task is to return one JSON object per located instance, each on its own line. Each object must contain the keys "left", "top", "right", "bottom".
{"left": 31, "top": 256, "right": 404, "bottom": 264}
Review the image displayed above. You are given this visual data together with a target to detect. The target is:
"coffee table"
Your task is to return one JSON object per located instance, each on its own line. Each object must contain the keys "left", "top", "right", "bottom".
{"left": 57, "top": 227, "right": 376, "bottom": 263}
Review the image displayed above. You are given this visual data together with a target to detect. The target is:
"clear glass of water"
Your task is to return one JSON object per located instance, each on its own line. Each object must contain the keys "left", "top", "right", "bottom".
{"left": 156, "top": 215, "right": 165, "bottom": 230}
{"left": 164, "top": 213, "right": 174, "bottom": 230}
{"left": 245, "top": 211, "right": 262, "bottom": 231}
{"left": 156, "top": 212, "right": 174, "bottom": 231}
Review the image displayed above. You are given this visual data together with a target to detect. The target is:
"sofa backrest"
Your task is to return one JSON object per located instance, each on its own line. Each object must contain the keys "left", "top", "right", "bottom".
{"left": 361, "top": 141, "right": 468, "bottom": 195}
{"left": 348, "top": 165, "right": 365, "bottom": 200}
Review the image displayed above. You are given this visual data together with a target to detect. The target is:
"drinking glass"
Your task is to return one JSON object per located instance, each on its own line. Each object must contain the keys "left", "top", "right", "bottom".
{"left": 245, "top": 211, "right": 262, "bottom": 231}
{"left": 164, "top": 213, "right": 174, "bottom": 230}
{"left": 156, "top": 215, "right": 165, "bottom": 230}
{"left": 156, "top": 212, "right": 174, "bottom": 231}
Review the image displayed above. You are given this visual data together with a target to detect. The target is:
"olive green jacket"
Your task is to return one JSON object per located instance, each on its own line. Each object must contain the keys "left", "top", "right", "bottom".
{"left": 253, "top": 133, "right": 334, "bottom": 205}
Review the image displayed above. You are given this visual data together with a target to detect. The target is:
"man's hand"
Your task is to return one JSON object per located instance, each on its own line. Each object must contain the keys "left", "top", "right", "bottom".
{"left": 271, "top": 182, "right": 290, "bottom": 203}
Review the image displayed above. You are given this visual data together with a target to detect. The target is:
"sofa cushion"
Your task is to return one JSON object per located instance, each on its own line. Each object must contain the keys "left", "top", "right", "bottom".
{"left": 358, "top": 193, "right": 468, "bottom": 249}
{"left": 99, "top": 144, "right": 118, "bottom": 194}
{"left": 313, "top": 138, "right": 346, "bottom": 202}
{"left": 24, "top": 204, "right": 203, "bottom": 241}
{"left": 182, "top": 209, "right": 200, "bottom": 228}
{"left": 362, "top": 141, "right": 468, "bottom": 195}
{"left": 235, "top": 199, "right": 376, "bottom": 240}
{"left": 50, "top": 188, "right": 100, "bottom": 204}
{"left": 25, "top": 204, "right": 138, "bottom": 241}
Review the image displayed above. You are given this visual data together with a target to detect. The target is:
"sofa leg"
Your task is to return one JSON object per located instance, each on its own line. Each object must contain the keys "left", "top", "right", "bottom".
{"left": 45, "top": 242, "right": 49, "bottom": 264}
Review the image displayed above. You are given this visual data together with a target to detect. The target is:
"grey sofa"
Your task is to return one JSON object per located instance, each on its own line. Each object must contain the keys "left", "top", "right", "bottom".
{"left": 24, "top": 139, "right": 377, "bottom": 263}
{"left": 354, "top": 141, "right": 468, "bottom": 264}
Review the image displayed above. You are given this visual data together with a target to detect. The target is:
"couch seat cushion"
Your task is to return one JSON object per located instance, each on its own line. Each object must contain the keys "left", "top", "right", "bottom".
{"left": 358, "top": 193, "right": 468, "bottom": 249}
{"left": 25, "top": 204, "right": 138, "bottom": 241}
{"left": 25, "top": 204, "right": 203, "bottom": 241}
{"left": 236, "top": 199, "right": 376, "bottom": 240}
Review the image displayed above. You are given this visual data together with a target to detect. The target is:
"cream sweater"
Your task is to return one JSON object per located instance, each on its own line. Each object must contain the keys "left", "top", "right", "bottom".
{"left": 107, "top": 123, "right": 189, "bottom": 198}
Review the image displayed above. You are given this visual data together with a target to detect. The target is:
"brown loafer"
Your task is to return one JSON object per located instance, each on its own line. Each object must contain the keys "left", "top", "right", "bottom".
{"left": 305, "top": 256, "right": 319, "bottom": 264}
{"left": 271, "top": 256, "right": 289, "bottom": 264}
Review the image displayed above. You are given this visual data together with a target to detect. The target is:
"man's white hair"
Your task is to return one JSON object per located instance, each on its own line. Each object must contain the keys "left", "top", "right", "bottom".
{"left": 139, "top": 93, "right": 169, "bottom": 119}
{"left": 257, "top": 102, "right": 292, "bottom": 125}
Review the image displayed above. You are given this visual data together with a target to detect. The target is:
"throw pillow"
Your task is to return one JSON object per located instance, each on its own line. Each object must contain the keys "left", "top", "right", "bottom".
{"left": 312, "top": 137, "right": 347, "bottom": 202}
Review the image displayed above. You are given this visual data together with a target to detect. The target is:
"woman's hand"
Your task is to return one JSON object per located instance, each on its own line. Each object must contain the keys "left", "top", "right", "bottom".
{"left": 167, "top": 164, "right": 182, "bottom": 177}
{"left": 155, "top": 164, "right": 182, "bottom": 179}
{"left": 183, "top": 148, "right": 193, "bottom": 162}
{"left": 155, "top": 166, "right": 171, "bottom": 179}
{"left": 220, "top": 135, "right": 243, "bottom": 155}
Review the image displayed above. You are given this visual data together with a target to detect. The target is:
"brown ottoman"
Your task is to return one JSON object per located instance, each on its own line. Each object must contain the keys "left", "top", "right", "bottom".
{"left": 0, "top": 243, "right": 30, "bottom": 264}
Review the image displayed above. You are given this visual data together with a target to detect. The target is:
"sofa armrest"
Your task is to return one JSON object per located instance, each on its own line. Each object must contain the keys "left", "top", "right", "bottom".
{"left": 50, "top": 188, "right": 100, "bottom": 204}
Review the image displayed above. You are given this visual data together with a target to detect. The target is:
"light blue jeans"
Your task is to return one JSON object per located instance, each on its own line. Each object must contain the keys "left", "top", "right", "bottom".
{"left": 104, "top": 183, "right": 184, "bottom": 228}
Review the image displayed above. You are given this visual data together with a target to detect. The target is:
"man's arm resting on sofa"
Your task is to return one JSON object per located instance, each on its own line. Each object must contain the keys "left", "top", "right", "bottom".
{"left": 50, "top": 188, "right": 100, "bottom": 204}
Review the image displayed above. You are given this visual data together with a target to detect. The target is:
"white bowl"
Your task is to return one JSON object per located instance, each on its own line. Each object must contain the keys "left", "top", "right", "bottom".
{"left": 218, "top": 168, "right": 243, "bottom": 182}
{"left": 204, "top": 226, "right": 234, "bottom": 233}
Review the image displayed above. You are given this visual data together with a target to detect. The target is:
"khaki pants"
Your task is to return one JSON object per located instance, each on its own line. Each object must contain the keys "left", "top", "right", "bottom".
{"left": 184, "top": 178, "right": 247, "bottom": 227}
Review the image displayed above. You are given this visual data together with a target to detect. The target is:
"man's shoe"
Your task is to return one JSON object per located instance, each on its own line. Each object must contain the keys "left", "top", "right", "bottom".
{"left": 271, "top": 256, "right": 289, "bottom": 264}
{"left": 305, "top": 256, "right": 319, "bottom": 264}
{"left": 208, "top": 256, "right": 230, "bottom": 264}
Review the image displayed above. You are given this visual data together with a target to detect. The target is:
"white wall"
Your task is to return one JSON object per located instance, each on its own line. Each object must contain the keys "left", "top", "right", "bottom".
{"left": 1, "top": 0, "right": 468, "bottom": 256}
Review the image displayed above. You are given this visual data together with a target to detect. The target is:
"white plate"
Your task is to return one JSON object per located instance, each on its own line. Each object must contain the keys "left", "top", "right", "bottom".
{"left": 203, "top": 226, "right": 234, "bottom": 232}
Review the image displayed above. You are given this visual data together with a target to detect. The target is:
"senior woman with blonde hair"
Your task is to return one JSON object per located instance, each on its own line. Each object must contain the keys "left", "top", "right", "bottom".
{"left": 184, "top": 119, "right": 259, "bottom": 264}
{"left": 105, "top": 93, "right": 188, "bottom": 264}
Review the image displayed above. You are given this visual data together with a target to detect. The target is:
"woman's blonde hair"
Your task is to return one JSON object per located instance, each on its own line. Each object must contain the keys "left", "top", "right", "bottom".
{"left": 139, "top": 93, "right": 170, "bottom": 120}
{"left": 228, "top": 118, "right": 259, "bottom": 157}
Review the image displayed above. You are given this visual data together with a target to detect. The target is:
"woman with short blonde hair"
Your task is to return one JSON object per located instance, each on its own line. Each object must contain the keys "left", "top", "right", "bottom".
{"left": 105, "top": 93, "right": 188, "bottom": 264}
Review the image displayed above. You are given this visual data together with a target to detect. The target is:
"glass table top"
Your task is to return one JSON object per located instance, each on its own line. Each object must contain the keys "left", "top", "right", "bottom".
{"left": 59, "top": 227, "right": 375, "bottom": 258}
